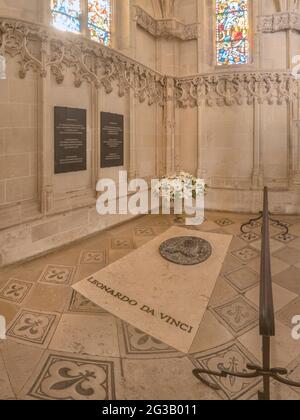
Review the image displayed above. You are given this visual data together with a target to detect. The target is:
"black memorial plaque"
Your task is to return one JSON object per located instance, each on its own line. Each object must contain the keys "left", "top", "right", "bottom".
{"left": 101, "top": 112, "right": 124, "bottom": 168}
{"left": 54, "top": 107, "right": 87, "bottom": 174}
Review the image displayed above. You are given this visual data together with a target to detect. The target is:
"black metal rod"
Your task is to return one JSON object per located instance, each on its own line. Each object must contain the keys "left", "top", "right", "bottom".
{"left": 192, "top": 187, "right": 300, "bottom": 400}
{"left": 259, "top": 187, "right": 275, "bottom": 338}
{"left": 261, "top": 336, "right": 271, "bottom": 401}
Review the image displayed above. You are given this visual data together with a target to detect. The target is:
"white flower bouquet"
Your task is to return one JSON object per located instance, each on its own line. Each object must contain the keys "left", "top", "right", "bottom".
{"left": 154, "top": 172, "right": 207, "bottom": 202}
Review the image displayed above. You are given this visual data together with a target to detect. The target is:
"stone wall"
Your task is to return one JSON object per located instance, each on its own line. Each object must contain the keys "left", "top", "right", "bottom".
{"left": 0, "top": 0, "right": 164, "bottom": 266}
{"left": 170, "top": 0, "right": 300, "bottom": 212}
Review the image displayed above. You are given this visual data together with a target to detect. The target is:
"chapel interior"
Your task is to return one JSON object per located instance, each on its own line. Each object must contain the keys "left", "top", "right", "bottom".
{"left": 0, "top": 0, "right": 300, "bottom": 401}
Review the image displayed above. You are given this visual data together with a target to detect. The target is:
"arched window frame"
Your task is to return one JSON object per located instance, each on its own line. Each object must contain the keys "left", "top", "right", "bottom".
{"left": 49, "top": 0, "right": 115, "bottom": 47}
{"left": 215, "top": 0, "right": 253, "bottom": 68}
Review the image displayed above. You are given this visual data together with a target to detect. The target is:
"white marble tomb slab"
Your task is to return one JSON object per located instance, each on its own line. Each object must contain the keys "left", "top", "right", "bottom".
{"left": 73, "top": 227, "right": 232, "bottom": 353}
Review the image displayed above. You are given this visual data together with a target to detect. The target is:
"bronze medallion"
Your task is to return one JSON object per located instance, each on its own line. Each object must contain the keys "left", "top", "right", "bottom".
{"left": 159, "top": 236, "right": 212, "bottom": 266}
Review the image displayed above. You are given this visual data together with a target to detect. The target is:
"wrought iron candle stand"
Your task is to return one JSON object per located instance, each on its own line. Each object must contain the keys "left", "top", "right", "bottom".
{"left": 192, "top": 188, "right": 300, "bottom": 401}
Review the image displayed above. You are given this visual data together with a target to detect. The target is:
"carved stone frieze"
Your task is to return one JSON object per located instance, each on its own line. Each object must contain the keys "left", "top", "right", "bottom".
{"left": 0, "top": 17, "right": 166, "bottom": 106}
{"left": 134, "top": 6, "right": 199, "bottom": 40}
{"left": 175, "top": 72, "right": 298, "bottom": 107}
{"left": 0, "top": 17, "right": 298, "bottom": 109}
{"left": 259, "top": 12, "right": 300, "bottom": 33}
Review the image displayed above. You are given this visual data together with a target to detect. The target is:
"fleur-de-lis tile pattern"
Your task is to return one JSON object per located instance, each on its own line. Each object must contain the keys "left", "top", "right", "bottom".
{"left": 80, "top": 251, "right": 106, "bottom": 265}
{"left": 39, "top": 265, "right": 74, "bottom": 286}
{"left": 134, "top": 227, "right": 155, "bottom": 237}
{"left": 231, "top": 247, "right": 259, "bottom": 262}
{"left": 7, "top": 310, "right": 57, "bottom": 345}
{"left": 111, "top": 239, "right": 134, "bottom": 250}
{"left": 273, "top": 233, "right": 298, "bottom": 244}
{"left": 215, "top": 219, "right": 235, "bottom": 227}
{"left": 192, "top": 342, "right": 261, "bottom": 400}
{"left": 28, "top": 354, "right": 116, "bottom": 400}
{"left": 1, "top": 211, "right": 300, "bottom": 400}
{"left": 211, "top": 296, "right": 258, "bottom": 336}
{"left": 238, "top": 232, "right": 260, "bottom": 243}
{"left": 0, "top": 279, "right": 33, "bottom": 303}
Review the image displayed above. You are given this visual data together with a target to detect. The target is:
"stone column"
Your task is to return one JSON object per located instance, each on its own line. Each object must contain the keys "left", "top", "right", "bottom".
{"left": 196, "top": 0, "right": 206, "bottom": 179}
{"left": 164, "top": 77, "right": 176, "bottom": 174}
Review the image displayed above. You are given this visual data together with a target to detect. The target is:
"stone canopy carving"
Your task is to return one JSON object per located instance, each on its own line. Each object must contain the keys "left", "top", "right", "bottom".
{"left": 259, "top": 12, "right": 300, "bottom": 32}
{"left": 134, "top": 6, "right": 199, "bottom": 41}
{"left": 0, "top": 17, "right": 297, "bottom": 109}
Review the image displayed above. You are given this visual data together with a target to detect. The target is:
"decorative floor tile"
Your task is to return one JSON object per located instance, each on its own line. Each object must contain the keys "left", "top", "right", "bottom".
{"left": 7, "top": 310, "right": 57, "bottom": 346}
{"left": 273, "top": 267, "right": 300, "bottom": 295}
{"left": 134, "top": 227, "right": 155, "bottom": 237}
{"left": 276, "top": 297, "right": 300, "bottom": 329}
{"left": 27, "top": 353, "right": 116, "bottom": 400}
{"left": 110, "top": 238, "right": 134, "bottom": 250}
{"left": 225, "top": 267, "right": 259, "bottom": 293}
{"left": 211, "top": 296, "right": 258, "bottom": 336}
{"left": 231, "top": 247, "right": 259, "bottom": 263}
{"left": 238, "top": 232, "right": 260, "bottom": 243}
{"left": 0, "top": 279, "right": 33, "bottom": 304}
{"left": 215, "top": 218, "right": 234, "bottom": 227}
{"left": 273, "top": 233, "right": 298, "bottom": 244}
{"left": 192, "top": 341, "right": 261, "bottom": 400}
{"left": 2, "top": 211, "right": 300, "bottom": 401}
{"left": 38, "top": 265, "right": 74, "bottom": 286}
{"left": 68, "top": 291, "right": 107, "bottom": 315}
{"left": 80, "top": 250, "right": 106, "bottom": 265}
{"left": 118, "top": 321, "right": 178, "bottom": 358}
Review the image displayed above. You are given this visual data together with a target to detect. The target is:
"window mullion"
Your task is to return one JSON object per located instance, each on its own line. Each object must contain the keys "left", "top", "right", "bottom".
{"left": 81, "top": 0, "right": 89, "bottom": 38}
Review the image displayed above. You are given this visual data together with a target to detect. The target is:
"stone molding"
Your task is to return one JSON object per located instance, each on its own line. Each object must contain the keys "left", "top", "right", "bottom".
{"left": 0, "top": 17, "right": 298, "bottom": 110}
{"left": 134, "top": 6, "right": 199, "bottom": 40}
{"left": 175, "top": 71, "right": 298, "bottom": 108}
{"left": 0, "top": 17, "right": 166, "bottom": 106}
{"left": 259, "top": 12, "right": 300, "bottom": 33}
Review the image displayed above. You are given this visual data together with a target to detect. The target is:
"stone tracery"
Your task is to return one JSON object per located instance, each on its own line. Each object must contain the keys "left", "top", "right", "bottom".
{"left": 0, "top": 17, "right": 297, "bottom": 108}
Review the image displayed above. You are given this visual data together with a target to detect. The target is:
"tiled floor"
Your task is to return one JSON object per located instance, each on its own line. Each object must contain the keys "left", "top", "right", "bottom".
{"left": 0, "top": 212, "right": 300, "bottom": 400}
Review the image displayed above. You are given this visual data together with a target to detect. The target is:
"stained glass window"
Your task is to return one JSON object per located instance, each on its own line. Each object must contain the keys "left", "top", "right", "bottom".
{"left": 88, "top": 0, "right": 111, "bottom": 45}
{"left": 216, "top": 0, "right": 249, "bottom": 66}
{"left": 51, "top": 0, "right": 81, "bottom": 33}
